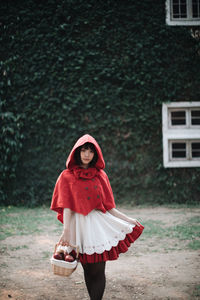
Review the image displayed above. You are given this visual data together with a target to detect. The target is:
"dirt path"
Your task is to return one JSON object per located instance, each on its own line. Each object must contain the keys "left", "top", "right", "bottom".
{"left": 0, "top": 207, "right": 200, "bottom": 300}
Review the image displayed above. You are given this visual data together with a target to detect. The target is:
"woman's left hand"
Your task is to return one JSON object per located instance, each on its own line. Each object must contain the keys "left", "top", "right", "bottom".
{"left": 128, "top": 218, "right": 141, "bottom": 227}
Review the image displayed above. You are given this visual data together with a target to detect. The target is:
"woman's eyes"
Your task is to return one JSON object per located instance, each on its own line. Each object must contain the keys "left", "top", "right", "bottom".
{"left": 81, "top": 149, "right": 94, "bottom": 153}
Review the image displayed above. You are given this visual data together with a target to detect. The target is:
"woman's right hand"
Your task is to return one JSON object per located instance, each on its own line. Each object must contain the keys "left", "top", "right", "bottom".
{"left": 58, "top": 228, "right": 70, "bottom": 246}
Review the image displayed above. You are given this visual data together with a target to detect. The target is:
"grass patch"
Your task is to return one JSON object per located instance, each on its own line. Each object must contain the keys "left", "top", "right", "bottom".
{"left": 0, "top": 206, "right": 61, "bottom": 240}
{"left": 142, "top": 216, "right": 200, "bottom": 250}
{"left": 168, "top": 224, "right": 200, "bottom": 240}
{"left": 163, "top": 203, "right": 200, "bottom": 209}
{"left": 42, "top": 250, "right": 51, "bottom": 259}
{"left": 187, "top": 240, "right": 200, "bottom": 250}
{"left": 121, "top": 203, "right": 200, "bottom": 209}
{"left": 0, "top": 262, "right": 8, "bottom": 268}
{"left": 193, "top": 285, "right": 200, "bottom": 298}
{"left": 188, "top": 216, "right": 200, "bottom": 224}
{"left": 168, "top": 216, "right": 200, "bottom": 242}
{"left": 142, "top": 220, "right": 166, "bottom": 238}
{"left": 0, "top": 245, "right": 29, "bottom": 253}
{"left": 0, "top": 206, "right": 199, "bottom": 251}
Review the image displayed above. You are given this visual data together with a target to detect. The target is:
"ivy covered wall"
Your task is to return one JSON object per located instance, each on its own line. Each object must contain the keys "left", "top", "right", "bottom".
{"left": 1, "top": 0, "right": 200, "bottom": 206}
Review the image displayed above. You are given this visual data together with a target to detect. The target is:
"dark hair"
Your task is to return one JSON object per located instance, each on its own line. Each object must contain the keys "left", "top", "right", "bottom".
{"left": 74, "top": 142, "right": 98, "bottom": 167}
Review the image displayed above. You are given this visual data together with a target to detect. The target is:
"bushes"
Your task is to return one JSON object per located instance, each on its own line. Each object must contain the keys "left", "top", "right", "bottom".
{"left": 1, "top": 0, "right": 200, "bottom": 206}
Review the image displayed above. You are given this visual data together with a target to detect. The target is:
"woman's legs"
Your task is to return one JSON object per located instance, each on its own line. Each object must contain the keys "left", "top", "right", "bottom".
{"left": 81, "top": 261, "right": 106, "bottom": 300}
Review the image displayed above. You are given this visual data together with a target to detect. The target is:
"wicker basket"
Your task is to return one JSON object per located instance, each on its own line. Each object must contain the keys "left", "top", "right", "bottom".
{"left": 50, "top": 244, "right": 79, "bottom": 277}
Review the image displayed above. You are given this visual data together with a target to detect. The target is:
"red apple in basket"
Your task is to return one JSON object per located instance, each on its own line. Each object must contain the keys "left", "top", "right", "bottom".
{"left": 63, "top": 250, "right": 68, "bottom": 260}
{"left": 65, "top": 254, "right": 75, "bottom": 262}
{"left": 53, "top": 252, "right": 64, "bottom": 260}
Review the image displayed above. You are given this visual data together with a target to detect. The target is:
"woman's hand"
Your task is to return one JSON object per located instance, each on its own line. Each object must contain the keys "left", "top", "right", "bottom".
{"left": 58, "top": 228, "right": 70, "bottom": 246}
{"left": 128, "top": 218, "right": 141, "bottom": 227}
{"left": 108, "top": 208, "right": 142, "bottom": 227}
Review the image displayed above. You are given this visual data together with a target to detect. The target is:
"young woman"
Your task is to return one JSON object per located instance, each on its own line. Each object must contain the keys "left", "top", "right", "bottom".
{"left": 51, "top": 134, "right": 144, "bottom": 300}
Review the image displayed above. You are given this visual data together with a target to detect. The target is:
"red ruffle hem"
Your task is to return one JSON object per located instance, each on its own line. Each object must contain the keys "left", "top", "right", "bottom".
{"left": 71, "top": 224, "right": 144, "bottom": 264}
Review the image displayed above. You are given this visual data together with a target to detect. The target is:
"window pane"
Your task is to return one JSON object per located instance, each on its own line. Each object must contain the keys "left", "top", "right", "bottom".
{"left": 172, "top": 143, "right": 186, "bottom": 158}
{"left": 171, "top": 111, "right": 186, "bottom": 125}
{"left": 192, "top": 142, "right": 200, "bottom": 157}
{"left": 192, "top": 142, "right": 200, "bottom": 149}
{"left": 173, "top": 5, "right": 180, "bottom": 17}
{"left": 172, "top": 143, "right": 186, "bottom": 149}
{"left": 191, "top": 110, "right": 200, "bottom": 125}
{"left": 180, "top": 0, "right": 187, "bottom": 17}
{"left": 172, "top": 0, "right": 187, "bottom": 18}
{"left": 172, "top": 151, "right": 186, "bottom": 158}
{"left": 192, "top": 0, "right": 200, "bottom": 18}
{"left": 191, "top": 110, "right": 200, "bottom": 117}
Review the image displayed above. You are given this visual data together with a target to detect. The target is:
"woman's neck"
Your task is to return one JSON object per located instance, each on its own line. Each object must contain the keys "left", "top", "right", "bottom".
{"left": 80, "top": 164, "right": 89, "bottom": 169}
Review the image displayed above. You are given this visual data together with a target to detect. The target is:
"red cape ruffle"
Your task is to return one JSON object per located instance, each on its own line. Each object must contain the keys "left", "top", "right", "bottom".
{"left": 71, "top": 223, "right": 144, "bottom": 264}
{"left": 51, "top": 168, "right": 116, "bottom": 222}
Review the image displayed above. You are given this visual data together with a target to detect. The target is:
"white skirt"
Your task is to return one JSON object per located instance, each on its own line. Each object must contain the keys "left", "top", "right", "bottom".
{"left": 66, "top": 209, "right": 136, "bottom": 256}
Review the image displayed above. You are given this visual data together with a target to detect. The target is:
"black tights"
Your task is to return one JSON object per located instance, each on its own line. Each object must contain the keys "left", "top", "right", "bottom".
{"left": 81, "top": 262, "right": 106, "bottom": 300}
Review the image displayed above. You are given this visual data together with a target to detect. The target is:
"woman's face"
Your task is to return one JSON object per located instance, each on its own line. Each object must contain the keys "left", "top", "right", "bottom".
{"left": 80, "top": 147, "right": 94, "bottom": 168}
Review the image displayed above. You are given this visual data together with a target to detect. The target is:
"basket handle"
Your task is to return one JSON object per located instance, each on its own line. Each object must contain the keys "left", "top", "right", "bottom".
{"left": 54, "top": 243, "right": 80, "bottom": 259}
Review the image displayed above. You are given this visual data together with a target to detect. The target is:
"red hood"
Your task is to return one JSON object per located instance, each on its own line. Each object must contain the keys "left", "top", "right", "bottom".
{"left": 66, "top": 134, "right": 105, "bottom": 170}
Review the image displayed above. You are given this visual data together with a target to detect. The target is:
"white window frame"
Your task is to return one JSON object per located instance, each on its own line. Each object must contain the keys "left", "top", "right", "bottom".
{"left": 168, "top": 107, "right": 200, "bottom": 129}
{"left": 162, "top": 102, "right": 200, "bottom": 168}
{"left": 169, "top": 139, "right": 200, "bottom": 161}
{"left": 166, "top": 0, "right": 200, "bottom": 26}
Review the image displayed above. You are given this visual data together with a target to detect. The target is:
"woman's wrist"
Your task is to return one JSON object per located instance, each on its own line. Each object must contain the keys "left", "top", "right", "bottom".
{"left": 127, "top": 217, "right": 132, "bottom": 223}
{"left": 63, "top": 227, "right": 70, "bottom": 232}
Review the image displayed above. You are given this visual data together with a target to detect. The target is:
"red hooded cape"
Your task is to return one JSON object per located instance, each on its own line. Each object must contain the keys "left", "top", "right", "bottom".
{"left": 50, "top": 134, "right": 116, "bottom": 223}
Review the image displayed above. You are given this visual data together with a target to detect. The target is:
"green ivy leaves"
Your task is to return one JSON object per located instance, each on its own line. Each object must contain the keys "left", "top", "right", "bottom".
{"left": 0, "top": 0, "right": 200, "bottom": 205}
